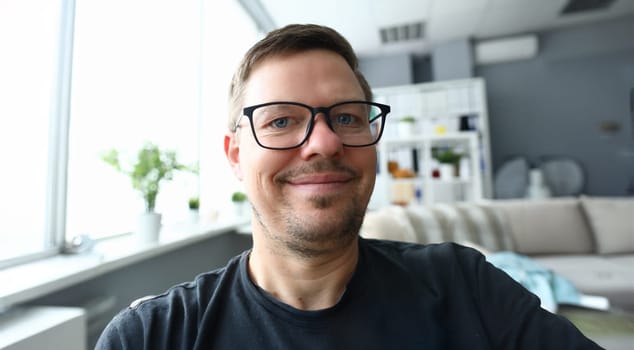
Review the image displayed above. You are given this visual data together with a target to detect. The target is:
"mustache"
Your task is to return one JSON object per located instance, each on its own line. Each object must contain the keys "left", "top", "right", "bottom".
{"left": 275, "top": 160, "right": 358, "bottom": 183}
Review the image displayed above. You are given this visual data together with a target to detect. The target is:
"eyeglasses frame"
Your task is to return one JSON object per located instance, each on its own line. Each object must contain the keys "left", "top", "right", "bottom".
{"left": 235, "top": 100, "right": 391, "bottom": 150}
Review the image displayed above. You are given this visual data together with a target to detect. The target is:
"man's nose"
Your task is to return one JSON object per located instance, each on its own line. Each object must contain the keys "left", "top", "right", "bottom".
{"left": 301, "top": 113, "right": 343, "bottom": 156}
{"left": 309, "top": 113, "right": 338, "bottom": 138}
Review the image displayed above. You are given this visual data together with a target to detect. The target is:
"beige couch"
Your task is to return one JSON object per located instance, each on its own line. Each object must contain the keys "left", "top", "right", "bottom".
{"left": 361, "top": 196, "right": 634, "bottom": 312}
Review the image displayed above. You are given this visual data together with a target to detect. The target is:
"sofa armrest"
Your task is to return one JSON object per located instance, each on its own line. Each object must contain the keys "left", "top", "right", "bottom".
{"left": 484, "top": 198, "right": 595, "bottom": 255}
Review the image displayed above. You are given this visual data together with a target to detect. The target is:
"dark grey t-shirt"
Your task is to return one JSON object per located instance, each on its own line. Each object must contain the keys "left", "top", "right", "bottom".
{"left": 95, "top": 238, "right": 601, "bottom": 349}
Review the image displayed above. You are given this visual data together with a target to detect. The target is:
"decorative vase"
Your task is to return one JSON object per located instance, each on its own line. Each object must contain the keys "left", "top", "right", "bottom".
{"left": 526, "top": 168, "right": 552, "bottom": 199}
{"left": 233, "top": 202, "right": 247, "bottom": 218}
{"left": 398, "top": 121, "right": 416, "bottom": 137}
{"left": 439, "top": 164, "right": 455, "bottom": 180}
{"left": 136, "top": 212, "right": 162, "bottom": 244}
{"left": 398, "top": 122, "right": 416, "bottom": 137}
{"left": 188, "top": 209, "right": 200, "bottom": 224}
{"left": 390, "top": 179, "right": 416, "bottom": 206}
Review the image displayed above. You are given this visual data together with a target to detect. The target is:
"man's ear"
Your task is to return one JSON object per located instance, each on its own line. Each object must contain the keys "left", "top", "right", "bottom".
{"left": 224, "top": 133, "right": 243, "bottom": 180}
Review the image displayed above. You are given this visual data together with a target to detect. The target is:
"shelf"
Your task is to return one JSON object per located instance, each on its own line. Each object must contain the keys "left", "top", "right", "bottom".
{"left": 387, "top": 176, "right": 473, "bottom": 184}
{"left": 425, "top": 131, "right": 478, "bottom": 141}
{"left": 372, "top": 78, "right": 491, "bottom": 205}
{"left": 427, "top": 178, "right": 473, "bottom": 184}
{"left": 381, "top": 131, "right": 478, "bottom": 147}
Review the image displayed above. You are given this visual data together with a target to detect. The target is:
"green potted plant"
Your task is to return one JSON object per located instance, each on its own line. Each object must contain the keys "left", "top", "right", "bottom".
{"left": 188, "top": 196, "right": 200, "bottom": 223}
{"left": 231, "top": 191, "right": 248, "bottom": 218}
{"left": 433, "top": 148, "right": 461, "bottom": 164}
{"left": 188, "top": 196, "right": 200, "bottom": 210}
{"left": 231, "top": 191, "right": 247, "bottom": 203}
{"left": 399, "top": 115, "right": 416, "bottom": 123}
{"left": 102, "top": 142, "right": 193, "bottom": 242}
{"left": 433, "top": 148, "right": 462, "bottom": 180}
{"left": 398, "top": 115, "right": 417, "bottom": 137}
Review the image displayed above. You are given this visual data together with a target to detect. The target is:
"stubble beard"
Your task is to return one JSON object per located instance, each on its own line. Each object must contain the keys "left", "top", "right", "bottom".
{"left": 282, "top": 192, "right": 365, "bottom": 258}
{"left": 258, "top": 160, "right": 369, "bottom": 258}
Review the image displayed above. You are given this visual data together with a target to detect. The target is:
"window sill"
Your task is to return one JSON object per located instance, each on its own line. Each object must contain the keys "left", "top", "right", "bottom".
{"left": 0, "top": 218, "right": 250, "bottom": 310}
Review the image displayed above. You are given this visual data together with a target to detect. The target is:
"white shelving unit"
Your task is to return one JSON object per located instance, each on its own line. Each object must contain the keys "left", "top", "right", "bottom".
{"left": 369, "top": 78, "right": 493, "bottom": 208}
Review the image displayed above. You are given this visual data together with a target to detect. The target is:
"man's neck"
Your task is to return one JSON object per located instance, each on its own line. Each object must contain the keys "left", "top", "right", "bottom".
{"left": 248, "top": 235, "right": 359, "bottom": 311}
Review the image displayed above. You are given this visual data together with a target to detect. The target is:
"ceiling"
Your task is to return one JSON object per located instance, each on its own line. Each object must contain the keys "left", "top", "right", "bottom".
{"left": 257, "top": 0, "right": 634, "bottom": 56}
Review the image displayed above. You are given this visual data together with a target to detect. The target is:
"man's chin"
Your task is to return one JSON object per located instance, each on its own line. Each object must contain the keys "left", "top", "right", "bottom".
{"left": 286, "top": 219, "right": 359, "bottom": 258}
{"left": 307, "top": 194, "right": 338, "bottom": 210}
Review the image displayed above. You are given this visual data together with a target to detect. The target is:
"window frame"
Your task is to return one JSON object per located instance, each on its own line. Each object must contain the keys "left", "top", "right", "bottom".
{"left": 47, "top": 0, "right": 76, "bottom": 252}
{"left": 0, "top": 0, "right": 76, "bottom": 270}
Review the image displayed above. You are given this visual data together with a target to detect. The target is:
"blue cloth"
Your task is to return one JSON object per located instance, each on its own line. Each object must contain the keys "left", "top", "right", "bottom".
{"left": 486, "top": 251, "right": 581, "bottom": 313}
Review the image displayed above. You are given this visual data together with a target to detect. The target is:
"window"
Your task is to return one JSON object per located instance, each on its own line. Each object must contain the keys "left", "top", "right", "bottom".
{"left": 66, "top": 0, "right": 261, "bottom": 239}
{"left": 0, "top": 0, "right": 68, "bottom": 264}
{"left": 0, "top": 0, "right": 261, "bottom": 265}
{"left": 65, "top": 0, "right": 203, "bottom": 238}
{"left": 199, "top": 1, "right": 261, "bottom": 218}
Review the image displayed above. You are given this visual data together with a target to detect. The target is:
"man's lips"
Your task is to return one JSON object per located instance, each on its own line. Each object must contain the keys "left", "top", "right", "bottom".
{"left": 275, "top": 160, "right": 359, "bottom": 187}
{"left": 286, "top": 172, "right": 354, "bottom": 185}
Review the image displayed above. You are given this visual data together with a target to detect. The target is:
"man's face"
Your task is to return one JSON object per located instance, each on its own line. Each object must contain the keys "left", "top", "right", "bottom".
{"left": 225, "top": 49, "right": 377, "bottom": 257}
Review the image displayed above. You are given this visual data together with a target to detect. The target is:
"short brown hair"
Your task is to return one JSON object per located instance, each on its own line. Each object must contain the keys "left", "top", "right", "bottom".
{"left": 227, "top": 24, "right": 372, "bottom": 130}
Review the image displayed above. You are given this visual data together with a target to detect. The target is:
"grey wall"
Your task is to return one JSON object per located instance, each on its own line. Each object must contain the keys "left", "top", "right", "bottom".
{"left": 27, "top": 232, "right": 253, "bottom": 349}
{"left": 431, "top": 38, "right": 474, "bottom": 81}
{"left": 359, "top": 53, "right": 413, "bottom": 88}
{"left": 476, "top": 16, "right": 634, "bottom": 196}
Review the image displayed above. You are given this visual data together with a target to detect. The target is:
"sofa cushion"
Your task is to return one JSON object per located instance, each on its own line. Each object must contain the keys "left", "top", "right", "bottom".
{"left": 426, "top": 203, "right": 514, "bottom": 251}
{"left": 486, "top": 198, "right": 594, "bottom": 255}
{"left": 360, "top": 205, "right": 418, "bottom": 243}
{"left": 361, "top": 203, "right": 514, "bottom": 252}
{"left": 580, "top": 196, "right": 634, "bottom": 254}
{"left": 402, "top": 205, "right": 445, "bottom": 244}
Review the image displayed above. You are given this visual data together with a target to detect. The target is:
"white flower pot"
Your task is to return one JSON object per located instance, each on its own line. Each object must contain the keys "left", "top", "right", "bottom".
{"left": 136, "top": 212, "right": 162, "bottom": 244}
{"left": 398, "top": 122, "right": 416, "bottom": 137}
{"left": 234, "top": 202, "right": 247, "bottom": 218}
{"left": 439, "top": 164, "right": 455, "bottom": 180}
{"left": 188, "top": 209, "right": 200, "bottom": 223}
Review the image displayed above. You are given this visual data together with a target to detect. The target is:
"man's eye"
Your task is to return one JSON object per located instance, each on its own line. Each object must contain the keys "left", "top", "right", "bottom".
{"left": 271, "top": 117, "right": 290, "bottom": 129}
{"left": 335, "top": 114, "right": 357, "bottom": 126}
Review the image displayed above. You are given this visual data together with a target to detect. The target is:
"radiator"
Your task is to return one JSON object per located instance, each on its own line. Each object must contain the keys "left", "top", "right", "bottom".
{"left": 0, "top": 306, "right": 86, "bottom": 350}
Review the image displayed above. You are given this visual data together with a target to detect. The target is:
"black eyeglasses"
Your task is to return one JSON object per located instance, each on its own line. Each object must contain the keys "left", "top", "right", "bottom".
{"left": 235, "top": 101, "right": 390, "bottom": 150}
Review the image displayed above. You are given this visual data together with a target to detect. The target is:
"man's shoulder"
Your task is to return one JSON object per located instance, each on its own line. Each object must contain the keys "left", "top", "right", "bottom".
{"left": 96, "top": 251, "right": 249, "bottom": 349}
{"left": 127, "top": 250, "right": 247, "bottom": 313}
{"left": 360, "top": 238, "right": 487, "bottom": 283}
{"left": 361, "top": 238, "right": 482, "bottom": 263}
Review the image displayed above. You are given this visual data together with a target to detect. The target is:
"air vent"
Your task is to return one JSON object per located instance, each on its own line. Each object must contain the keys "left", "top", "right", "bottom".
{"left": 560, "top": 0, "right": 616, "bottom": 15}
{"left": 379, "top": 22, "right": 425, "bottom": 44}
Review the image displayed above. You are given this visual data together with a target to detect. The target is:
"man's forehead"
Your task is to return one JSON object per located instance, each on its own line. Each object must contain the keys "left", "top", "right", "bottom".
{"left": 243, "top": 50, "right": 363, "bottom": 105}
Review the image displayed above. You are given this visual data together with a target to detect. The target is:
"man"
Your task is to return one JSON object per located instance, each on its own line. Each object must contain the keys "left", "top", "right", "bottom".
{"left": 96, "top": 24, "right": 601, "bottom": 349}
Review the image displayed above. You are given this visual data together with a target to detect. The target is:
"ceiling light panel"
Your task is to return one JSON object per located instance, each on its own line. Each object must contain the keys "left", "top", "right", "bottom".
{"left": 379, "top": 22, "right": 425, "bottom": 44}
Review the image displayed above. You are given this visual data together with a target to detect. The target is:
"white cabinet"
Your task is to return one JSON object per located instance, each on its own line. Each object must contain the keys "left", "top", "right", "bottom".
{"left": 369, "top": 78, "right": 492, "bottom": 208}
{"left": 0, "top": 306, "right": 86, "bottom": 350}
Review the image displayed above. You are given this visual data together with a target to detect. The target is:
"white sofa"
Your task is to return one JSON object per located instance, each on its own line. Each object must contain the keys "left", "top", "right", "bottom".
{"left": 360, "top": 196, "right": 634, "bottom": 312}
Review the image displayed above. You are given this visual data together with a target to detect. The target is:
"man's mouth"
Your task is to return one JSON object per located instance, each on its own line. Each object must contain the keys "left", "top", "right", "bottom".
{"left": 287, "top": 172, "right": 353, "bottom": 185}
{"left": 276, "top": 160, "right": 358, "bottom": 185}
